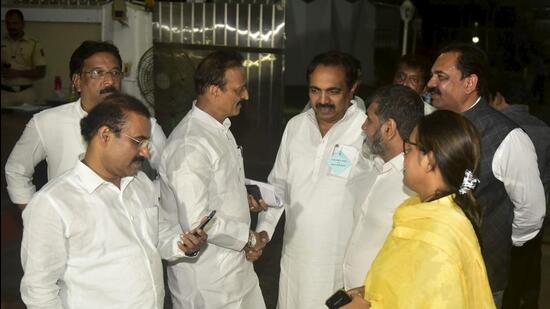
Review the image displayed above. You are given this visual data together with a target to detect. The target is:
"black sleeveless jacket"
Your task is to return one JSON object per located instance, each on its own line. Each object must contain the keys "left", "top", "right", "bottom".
{"left": 463, "top": 98, "right": 518, "bottom": 292}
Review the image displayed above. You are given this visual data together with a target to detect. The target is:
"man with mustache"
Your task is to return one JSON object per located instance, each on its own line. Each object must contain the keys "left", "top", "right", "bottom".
{"left": 158, "top": 50, "right": 266, "bottom": 308}
{"left": 426, "top": 43, "right": 545, "bottom": 308}
{"left": 342, "top": 85, "right": 424, "bottom": 292}
{"left": 254, "top": 51, "right": 371, "bottom": 308}
{"left": 1, "top": 9, "right": 46, "bottom": 107}
{"left": 5, "top": 40, "right": 166, "bottom": 210}
{"left": 20, "top": 94, "right": 207, "bottom": 309}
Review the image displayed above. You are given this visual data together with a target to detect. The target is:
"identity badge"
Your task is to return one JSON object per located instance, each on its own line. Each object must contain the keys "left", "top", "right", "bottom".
{"left": 327, "top": 144, "right": 358, "bottom": 179}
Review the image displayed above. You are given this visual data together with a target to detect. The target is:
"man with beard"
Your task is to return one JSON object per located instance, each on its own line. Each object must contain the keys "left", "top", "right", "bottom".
{"left": 254, "top": 51, "right": 371, "bottom": 308}
{"left": 1, "top": 9, "right": 46, "bottom": 107}
{"left": 158, "top": 50, "right": 266, "bottom": 309}
{"left": 5, "top": 40, "right": 166, "bottom": 210}
{"left": 342, "top": 85, "right": 424, "bottom": 291}
{"left": 427, "top": 43, "right": 545, "bottom": 307}
{"left": 20, "top": 94, "right": 207, "bottom": 309}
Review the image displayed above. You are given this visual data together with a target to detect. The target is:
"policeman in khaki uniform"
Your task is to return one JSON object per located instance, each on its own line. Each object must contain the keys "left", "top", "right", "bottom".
{"left": 1, "top": 9, "right": 46, "bottom": 107}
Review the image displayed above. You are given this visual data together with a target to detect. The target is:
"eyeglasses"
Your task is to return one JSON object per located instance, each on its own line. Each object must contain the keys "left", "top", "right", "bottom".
{"left": 121, "top": 133, "right": 150, "bottom": 150}
{"left": 403, "top": 139, "right": 424, "bottom": 155}
{"left": 82, "top": 68, "right": 123, "bottom": 80}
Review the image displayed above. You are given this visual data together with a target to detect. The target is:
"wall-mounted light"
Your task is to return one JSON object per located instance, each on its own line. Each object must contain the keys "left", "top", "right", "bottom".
{"left": 400, "top": 0, "right": 416, "bottom": 55}
{"left": 472, "top": 21, "right": 479, "bottom": 44}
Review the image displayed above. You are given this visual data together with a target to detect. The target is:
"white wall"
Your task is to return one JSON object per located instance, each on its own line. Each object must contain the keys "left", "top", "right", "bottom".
{"left": 104, "top": 2, "right": 153, "bottom": 110}
{"left": 1, "top": 7, "right": 102, "bottom": 104}
{"left": 1, "top": 4, "right": 153, "bottom": 106}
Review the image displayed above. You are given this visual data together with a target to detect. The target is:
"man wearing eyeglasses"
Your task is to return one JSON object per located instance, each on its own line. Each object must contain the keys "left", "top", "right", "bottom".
{"left": 392, "top": 54, "right": 435, "bottom": 115}
{"left": 5, "top": 40, "right": 166, "bottom": 210}
{"left": 20, "top": 93, "right": 207, "bottom": 309}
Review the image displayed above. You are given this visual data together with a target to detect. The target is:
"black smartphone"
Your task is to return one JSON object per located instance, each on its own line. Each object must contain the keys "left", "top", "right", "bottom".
{"left": 245, "top": 184, "right": 262, "bottom": 202}
{"left": 196, "top": 210, "right": 216, "bottom": 232}
{"left": 325, "top": 289, "right": 352, "bottom": 308}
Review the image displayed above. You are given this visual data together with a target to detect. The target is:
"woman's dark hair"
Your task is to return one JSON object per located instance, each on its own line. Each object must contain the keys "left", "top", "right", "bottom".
{"left": 194, "top": 50, "right": 244, "bottom": 95}
{"left": 416, "top": 110, "right": 483, "bottom": 240}
{"left": 80, "top": 93, "right": 151, "bottom": 143}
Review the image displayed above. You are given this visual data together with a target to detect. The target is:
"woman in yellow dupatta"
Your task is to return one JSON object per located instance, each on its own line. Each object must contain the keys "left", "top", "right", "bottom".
{"left": 343, "top": 110, "right": 494, "bottom": 308}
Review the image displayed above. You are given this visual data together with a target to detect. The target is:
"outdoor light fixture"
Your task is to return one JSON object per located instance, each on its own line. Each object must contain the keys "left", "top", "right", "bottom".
{"left": 471, "top": 21, "right": 480, "bottom": 44}
{"left": 400, "top": 0, "right": 416, "bottom": 55}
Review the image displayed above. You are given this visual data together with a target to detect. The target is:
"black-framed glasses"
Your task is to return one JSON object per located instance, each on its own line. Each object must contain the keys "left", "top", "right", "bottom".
{"left": 121, "top": 133, "right": 150, "bottom": 150}
{"left": 82, "top": 68, "right": 123, "bottom": 80}
{"left": 403, "top": 139, "right": 423, "bottom": 155}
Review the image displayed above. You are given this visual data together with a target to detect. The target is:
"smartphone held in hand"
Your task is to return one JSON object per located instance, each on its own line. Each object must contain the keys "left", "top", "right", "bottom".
{"left": 194, "top": 210, "right": 216, "bottom": 235}
{"left": 246, "top": 184, "right": 263, "bottom": 202}
{"left": 325, "top": 289, "right": 352, "bottom": 308}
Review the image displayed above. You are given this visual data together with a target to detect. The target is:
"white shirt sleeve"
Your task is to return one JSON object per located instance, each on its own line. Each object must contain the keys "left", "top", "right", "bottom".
{"left": 5, "top": 116, "right": 46, "bottom": 205}
{"left": 156, "top": 211, "right": 196, "bottom": 261}
{"left": 148, "top": 117, "right": 167, "bottom": 170}
{"left": 165, "top": 144, "right": 249, "bottom": 251}
{"left": 20, "top": 195, "right": 67, "bottom": 309}
{"left": 257, "top": 127, "right": 289, "bottom": 239}
{"left": 492, "top": 128, "right": 546, "bottom": 246}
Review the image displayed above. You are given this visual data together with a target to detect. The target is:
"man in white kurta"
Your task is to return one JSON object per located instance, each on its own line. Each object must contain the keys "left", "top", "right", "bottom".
{"left": 5, "top": 41, "right": 165, "bottom": 209}
{"left": 256, "top": 51, "right": 370, "bottom": 308}
{"left": 343, "top": 85, "right": 424, "bottom": 289}
{"left": 20, "top": 94, "right": 204, "bottom": 309}
{"left": 159, "top": 50, "right": 265, "bottom": 309}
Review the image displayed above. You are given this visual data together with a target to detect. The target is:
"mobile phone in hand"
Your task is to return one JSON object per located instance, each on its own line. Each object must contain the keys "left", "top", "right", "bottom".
{"left": 325, "top": 289, "right": 352, "bottom": 308}
{"left": 245, "top": 184, "right": 262, "bottom": 202}
{"left": 195, "top": 210, "right": 216, "bottom": 234}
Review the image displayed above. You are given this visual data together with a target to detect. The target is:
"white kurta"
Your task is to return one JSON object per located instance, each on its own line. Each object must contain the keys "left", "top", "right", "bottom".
{"left": 343, "top": 153, "right": 414, "bottom": 289}
{"left": 20, "top": 163, "right": 184, "bottom": 309}
{"left": 257, "top": 104, "right": 371, "bottom": 309}
{"left": 159, "top": 104, "right": 265, "bottom": 309}
{"left": 5, "top": 99, "right": 166, "bottom": 204}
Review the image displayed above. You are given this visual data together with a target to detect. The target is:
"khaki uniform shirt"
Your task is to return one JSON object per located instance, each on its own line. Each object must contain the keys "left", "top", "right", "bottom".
{"left": 1, "top": 33, "right": 46, "bottom": 86}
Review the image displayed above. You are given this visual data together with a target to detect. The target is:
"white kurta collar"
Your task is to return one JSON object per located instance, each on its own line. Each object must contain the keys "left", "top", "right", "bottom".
{"left": 75, "top": 161, "right": 134, "bottom": 194}
{"left": 464, "top": 96, "right": 482, "bottom": 112}
{"left": 192, "top": 101, "right": 232, "bottom": 132}
{"left": 374, "top": 152, "right": 405, "bottom": 174}
{"left": 74, "top": 98, "right": 88, "bottom": 118}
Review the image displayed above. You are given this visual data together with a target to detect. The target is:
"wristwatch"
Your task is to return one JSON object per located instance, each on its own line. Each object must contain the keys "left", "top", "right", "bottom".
{"left": 247, "top": 230, "right": 257, "bottom": 248}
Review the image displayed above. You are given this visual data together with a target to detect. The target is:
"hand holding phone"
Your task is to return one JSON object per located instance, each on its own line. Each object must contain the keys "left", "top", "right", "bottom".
{"left": 194, "top": 210, "right": 216, "bottom": 235}
{"left": 246, "top": 184, "right": 262, "bottom": 202}
{"left": 325, "top": 289, "right": 352, "bottom": 308}
{"left": 183, "top": 211, "right": 215, "bottom": 257}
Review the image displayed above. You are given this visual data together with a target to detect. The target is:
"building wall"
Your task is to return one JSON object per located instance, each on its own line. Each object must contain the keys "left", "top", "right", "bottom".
{"left": 1, "top": 19, "right": 101, "bottom": 105}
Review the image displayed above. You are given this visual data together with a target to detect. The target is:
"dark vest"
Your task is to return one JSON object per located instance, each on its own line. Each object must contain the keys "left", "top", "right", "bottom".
{"left": 463, "top": 98, "right": 518, "bottom": 292}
